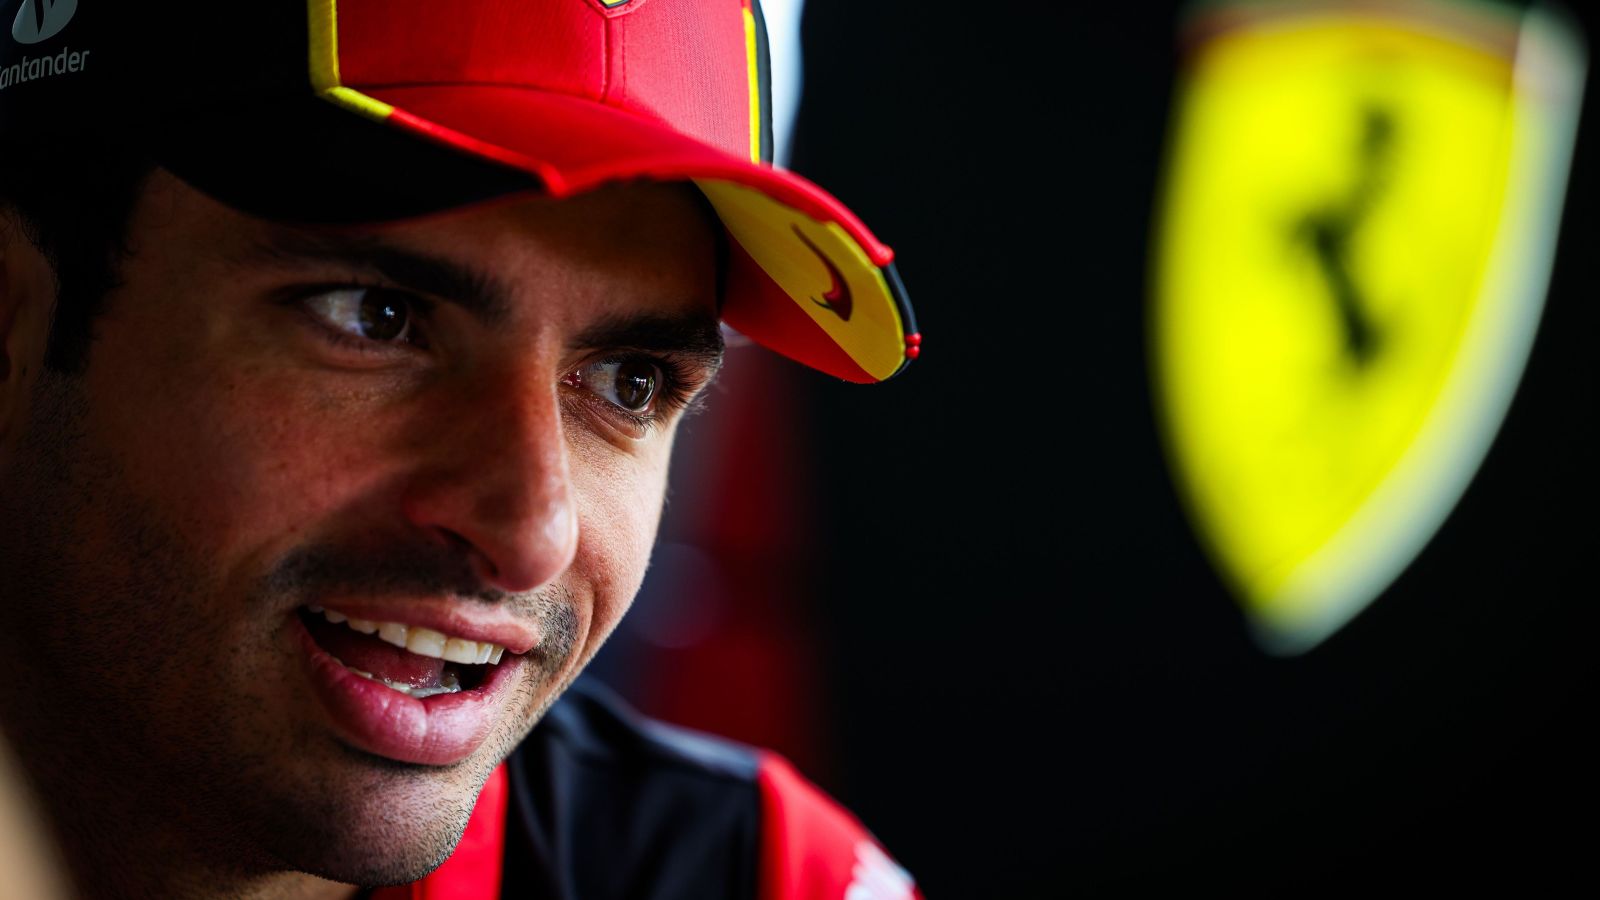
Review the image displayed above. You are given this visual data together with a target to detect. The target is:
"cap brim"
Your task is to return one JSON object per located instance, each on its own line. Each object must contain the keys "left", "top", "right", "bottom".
{"left": 157, "top": 86, "right": 917, "bottom": 384}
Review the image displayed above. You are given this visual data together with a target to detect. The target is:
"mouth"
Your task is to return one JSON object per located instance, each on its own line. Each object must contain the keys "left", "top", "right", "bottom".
{"left": 297, "top": 605, "right": 507, "bottom": 698}
{"left": 291, "top": 605, "right": 529, "bottom": 767}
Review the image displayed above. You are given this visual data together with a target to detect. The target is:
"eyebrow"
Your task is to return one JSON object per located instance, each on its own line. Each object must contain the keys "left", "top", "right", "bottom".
{"left": 572, "top": 312, "right": 726, "bottom": 376}
{"left": 241, "top": 229, "right": 516, "bottom": 324}
{"left": 241, "top": 227, "right": 725, "bottom": 371}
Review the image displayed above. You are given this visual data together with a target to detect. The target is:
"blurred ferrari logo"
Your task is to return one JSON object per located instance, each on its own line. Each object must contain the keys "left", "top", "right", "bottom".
{"left": 1151, "top": 1, "right": 1585, "bottom": 652}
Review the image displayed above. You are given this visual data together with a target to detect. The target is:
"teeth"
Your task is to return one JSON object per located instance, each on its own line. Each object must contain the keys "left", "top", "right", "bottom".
{"left": 311, "top": 607, "right": 507, "bottom": 664}
{"left": 443, "top": 638, "right": 480, "bottom": 665}
{"left": 377, "top": 622, "right": 408, "bottom": 648}
{"left": 407, "top": 627, "right": 447, "bottom": 658}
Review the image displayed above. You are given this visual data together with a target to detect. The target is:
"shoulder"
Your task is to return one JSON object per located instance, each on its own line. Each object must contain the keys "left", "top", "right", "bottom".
{"left": 751, "top": 752, "right": 924, "bottom": 900}
{"left": 505, "top": 678, "right": 922, "bottom": 900}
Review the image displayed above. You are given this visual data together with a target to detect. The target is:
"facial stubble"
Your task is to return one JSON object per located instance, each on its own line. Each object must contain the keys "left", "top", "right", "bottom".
{"left": 0, "top": 369, "right": 581, "bottom": 892}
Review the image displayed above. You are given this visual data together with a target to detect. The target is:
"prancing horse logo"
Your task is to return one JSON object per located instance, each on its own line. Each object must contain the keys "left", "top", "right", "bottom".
{"left": 792, "top": 224, "right": 853, "bottom": 322}
{"left": 11, "top": 0, "right": 78, "bottom": 45}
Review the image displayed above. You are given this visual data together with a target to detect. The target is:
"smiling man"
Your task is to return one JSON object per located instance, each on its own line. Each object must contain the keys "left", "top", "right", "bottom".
{"left": 0, "top": 2, "right": 918, "bottom": 899}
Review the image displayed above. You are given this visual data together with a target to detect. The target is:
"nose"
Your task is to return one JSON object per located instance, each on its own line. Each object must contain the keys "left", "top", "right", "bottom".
{"left": 400, "top": 375, "right": 579, "bottom": 593}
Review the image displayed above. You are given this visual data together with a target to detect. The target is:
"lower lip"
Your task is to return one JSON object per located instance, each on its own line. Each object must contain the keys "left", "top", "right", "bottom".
{"left": 292, "top": 613, "right": 524, "bottom": 766}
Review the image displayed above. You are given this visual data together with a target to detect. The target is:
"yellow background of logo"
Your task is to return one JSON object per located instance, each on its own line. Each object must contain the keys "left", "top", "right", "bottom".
{"left": 1152, "top": 3, "right": 1584, "bottom": 652}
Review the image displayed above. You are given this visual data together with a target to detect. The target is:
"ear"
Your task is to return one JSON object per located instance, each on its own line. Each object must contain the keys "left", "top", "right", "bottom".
{"left": 0, "top": 211, "right": 55, "bottom": 443}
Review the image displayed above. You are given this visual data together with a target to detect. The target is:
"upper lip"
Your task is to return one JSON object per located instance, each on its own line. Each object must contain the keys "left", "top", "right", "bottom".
{"left": 300, "top": 600, "right": 542, "bottom": 656}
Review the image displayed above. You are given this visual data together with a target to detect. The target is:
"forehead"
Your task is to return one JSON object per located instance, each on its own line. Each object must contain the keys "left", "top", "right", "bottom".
{"left": 134, "top": 170, "right": 721, "bottom": 322}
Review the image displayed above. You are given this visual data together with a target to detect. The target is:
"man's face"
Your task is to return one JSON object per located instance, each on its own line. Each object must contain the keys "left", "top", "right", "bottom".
{"left": 0, "top": 171, "right": 722, "bottom": 885}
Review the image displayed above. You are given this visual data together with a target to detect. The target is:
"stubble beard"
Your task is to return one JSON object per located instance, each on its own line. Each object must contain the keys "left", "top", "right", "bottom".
{"left": 0, "top": 369, "right": 582, "bottom": 894}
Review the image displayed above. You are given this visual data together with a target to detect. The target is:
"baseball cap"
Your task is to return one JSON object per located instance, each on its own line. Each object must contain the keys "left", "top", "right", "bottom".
{"left": 0, "top": 0, "right": 918, "bottom": 383}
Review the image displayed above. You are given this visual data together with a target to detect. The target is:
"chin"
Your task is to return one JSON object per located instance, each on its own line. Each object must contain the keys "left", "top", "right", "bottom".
{"left": 295, "top": 832, "right": 461, "bottom": 888}
{"left": 248, "top": 742, "right": 495, "bottom": 887}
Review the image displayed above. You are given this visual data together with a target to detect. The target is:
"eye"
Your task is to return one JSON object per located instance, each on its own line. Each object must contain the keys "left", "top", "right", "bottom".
{"left": 302, "top": 287, "right": 417, "bottom": 344}
{"left": 567, "top": 356, "right": 663, "bottom": 414}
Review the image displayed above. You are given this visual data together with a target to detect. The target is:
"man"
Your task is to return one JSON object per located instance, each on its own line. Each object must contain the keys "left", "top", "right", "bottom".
{"left": 0, "top": 2, "right": 920, "bottom": 898}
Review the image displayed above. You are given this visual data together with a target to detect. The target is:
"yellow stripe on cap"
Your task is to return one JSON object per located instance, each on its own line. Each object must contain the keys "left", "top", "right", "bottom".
{"left": 744, "top": 6, "right": 760, "bottom": 163}
{"left": 307, "top": 0, "right": 395, "bottom": 122}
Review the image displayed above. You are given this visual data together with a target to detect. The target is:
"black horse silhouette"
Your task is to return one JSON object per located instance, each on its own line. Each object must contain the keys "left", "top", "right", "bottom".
{"left": 1294, "top": 104, "right": 1396, "bottom": 366}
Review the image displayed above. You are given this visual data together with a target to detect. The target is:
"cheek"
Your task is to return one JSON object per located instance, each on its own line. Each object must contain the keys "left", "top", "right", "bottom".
{"left": 83, "top": 344, "right": 395, "bottom": 570}
{"left": 569, "top": 441, "right": 673, "bottom": 644}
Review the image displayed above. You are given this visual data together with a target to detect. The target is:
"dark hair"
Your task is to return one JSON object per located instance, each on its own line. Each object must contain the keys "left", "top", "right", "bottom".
{"left": 0, "top": 139, "right": 156, "bottom": 374}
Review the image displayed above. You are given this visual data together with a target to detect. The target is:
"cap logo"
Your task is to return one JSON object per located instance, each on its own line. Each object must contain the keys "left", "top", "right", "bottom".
{"left": 10, "top": 0, "right": 77, "bottom": 45}
{"left": 792, "top": 225, "right": 853, "bottom": 322}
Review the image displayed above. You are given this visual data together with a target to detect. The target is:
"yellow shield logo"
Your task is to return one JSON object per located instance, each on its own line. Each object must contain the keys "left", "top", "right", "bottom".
{"left": 1151, "top": 1, "right": 1585, "bottom": 652}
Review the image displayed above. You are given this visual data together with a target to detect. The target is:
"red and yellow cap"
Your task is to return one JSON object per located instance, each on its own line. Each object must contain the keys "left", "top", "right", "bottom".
{"left": 0, "top": 0, "right": 918, "bottom": 382}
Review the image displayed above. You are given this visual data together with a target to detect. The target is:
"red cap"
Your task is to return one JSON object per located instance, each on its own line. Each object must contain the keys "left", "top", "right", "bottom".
{"left": 0, "top": 1, "right": 918, "bottom": 383}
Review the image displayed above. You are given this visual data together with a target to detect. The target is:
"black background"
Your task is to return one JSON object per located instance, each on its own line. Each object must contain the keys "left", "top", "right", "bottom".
{"left": 789, "top": 2, "right": 1598, "bottom": 894}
